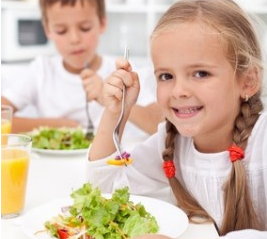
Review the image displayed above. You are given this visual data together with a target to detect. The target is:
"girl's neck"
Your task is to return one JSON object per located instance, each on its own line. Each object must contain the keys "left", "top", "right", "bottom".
{"left": 193, "top": 132, "right": 233, "bottom": 153}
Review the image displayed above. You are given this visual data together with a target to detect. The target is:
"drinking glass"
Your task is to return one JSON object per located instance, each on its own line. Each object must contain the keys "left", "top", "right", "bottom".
{"left": 1, "top": 105, "right": 13, "bottom": 134}
{"left": 1, "top": 134, "right": 32, "bottom": 218}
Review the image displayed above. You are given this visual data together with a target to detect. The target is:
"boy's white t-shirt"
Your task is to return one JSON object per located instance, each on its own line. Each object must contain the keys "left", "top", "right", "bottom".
{"left": 2, "top": 54, "right": 157, "bottom": 145}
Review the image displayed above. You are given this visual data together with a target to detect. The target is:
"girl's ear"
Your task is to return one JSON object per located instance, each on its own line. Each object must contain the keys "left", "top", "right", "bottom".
{"left": 239, "top": 66, "right": 261, "bottom": 100}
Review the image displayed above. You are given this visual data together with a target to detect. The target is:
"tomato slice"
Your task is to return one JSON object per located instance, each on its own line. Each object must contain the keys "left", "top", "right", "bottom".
{"left": 57, "top": 228, "right": 69, "bottom": 239}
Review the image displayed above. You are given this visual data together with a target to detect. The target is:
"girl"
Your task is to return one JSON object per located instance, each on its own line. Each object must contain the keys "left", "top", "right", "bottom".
{"left": 88, "top": 0, "right": 267, "bottom": 238}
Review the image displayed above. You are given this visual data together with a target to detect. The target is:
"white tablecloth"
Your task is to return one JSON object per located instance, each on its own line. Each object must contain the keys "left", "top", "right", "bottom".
{"left": 1, "top": 152, "right": 219, "bottom": 239}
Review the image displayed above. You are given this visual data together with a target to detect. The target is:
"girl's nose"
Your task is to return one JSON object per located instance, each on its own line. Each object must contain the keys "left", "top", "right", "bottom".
{"left": 171, "top": 78, "right": 191, "bottom": 99}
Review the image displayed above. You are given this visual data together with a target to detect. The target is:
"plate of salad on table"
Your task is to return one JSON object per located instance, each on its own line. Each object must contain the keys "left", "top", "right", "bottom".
{"left": 20, "top": 183, "right": 189, "bottom": 239}
{"left": 26, "top": 127, "right": 93, "bottom": 156}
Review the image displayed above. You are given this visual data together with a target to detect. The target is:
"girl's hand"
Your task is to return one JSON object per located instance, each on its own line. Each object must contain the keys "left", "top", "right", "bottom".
{"left": 103, "top": 58, "right": 140, "bottom": 116}
{"left": 80, "top": 69, "right": 104, "bottom": 105}
{"left": 89, "top": 58, "right": 139, "bottom": 161}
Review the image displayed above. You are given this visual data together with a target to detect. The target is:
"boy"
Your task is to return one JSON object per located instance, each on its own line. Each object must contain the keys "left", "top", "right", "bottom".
{"left": 1, "top": 0, "right": 163, "bottom": 146}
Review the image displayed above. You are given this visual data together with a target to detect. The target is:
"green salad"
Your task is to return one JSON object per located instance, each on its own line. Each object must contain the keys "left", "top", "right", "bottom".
{"left": 27, "top": 127, "right": 92, "bottom": 150}
{"left": 45, "top": 183, "right": 159, "bottom": 239}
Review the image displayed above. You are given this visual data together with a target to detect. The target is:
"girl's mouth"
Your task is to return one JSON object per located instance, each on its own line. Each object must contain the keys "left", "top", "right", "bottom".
{"left": 172, "top": 106, "right": 203, "bottom": 117}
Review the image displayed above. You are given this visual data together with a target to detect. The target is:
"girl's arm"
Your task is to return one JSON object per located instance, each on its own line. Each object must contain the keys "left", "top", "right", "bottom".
{"left": 89, "top": 58, "right": 140, "bottom": 160}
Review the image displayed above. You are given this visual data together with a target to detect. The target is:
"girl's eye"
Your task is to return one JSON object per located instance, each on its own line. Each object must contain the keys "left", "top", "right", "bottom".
{"left": 158, "top": 73, "right": 173, "bottom": 81}
{"left": 195, "top": 71, "right": 209, "bottom": 78}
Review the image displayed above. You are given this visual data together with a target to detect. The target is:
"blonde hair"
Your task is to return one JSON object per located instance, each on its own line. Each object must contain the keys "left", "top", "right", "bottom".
{"left": 152, "top": 0, "right": 264, "bottom": 235}
{"left": 39, "top": 0, "right": 106, "bottom": 24}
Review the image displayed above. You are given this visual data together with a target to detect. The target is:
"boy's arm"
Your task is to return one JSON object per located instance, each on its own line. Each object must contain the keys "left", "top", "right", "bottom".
{"left": 1, "top": 96, "right": 79, "bottom": 133}
{"left": 129, "top": 103, "right": 164, "bottom": 134}
{"left": 1, "top": 96, "right": 18, "bottom": 111}
{"left": 11, "top": 117, "right": 79, "bottom": 133}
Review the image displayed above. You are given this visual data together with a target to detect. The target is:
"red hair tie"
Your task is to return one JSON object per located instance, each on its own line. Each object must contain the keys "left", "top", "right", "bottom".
{"left": 163, "top": 160, "right": 176, "bottom": 178}
{"left": 227, "top": 145, "right": 244, "bottom": 163}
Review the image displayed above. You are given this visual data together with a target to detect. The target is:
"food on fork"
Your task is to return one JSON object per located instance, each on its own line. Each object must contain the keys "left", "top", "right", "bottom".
{"left": 107, "top": 151, "right": 133, "bottom": 166}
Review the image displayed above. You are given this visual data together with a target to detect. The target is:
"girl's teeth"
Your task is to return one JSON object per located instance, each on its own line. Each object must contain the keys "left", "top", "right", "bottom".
{"left": 178, "top": 107, "right": 199, "bottom": 114}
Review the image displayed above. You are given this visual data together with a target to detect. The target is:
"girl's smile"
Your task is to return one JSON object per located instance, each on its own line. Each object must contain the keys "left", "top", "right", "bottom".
{"left": 172, "top": 105, "right": 203, "bottom": 118}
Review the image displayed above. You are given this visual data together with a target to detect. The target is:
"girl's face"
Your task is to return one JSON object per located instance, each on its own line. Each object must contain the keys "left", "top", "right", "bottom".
{"left": 44, "top": 1, "right": 106, "bottom": 73}
{"left": 151, "top": 23, "right": 244, "bottom": 152}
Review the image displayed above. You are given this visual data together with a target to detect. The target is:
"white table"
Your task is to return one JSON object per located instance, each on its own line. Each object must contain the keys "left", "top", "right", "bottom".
{"left": 1, "top": 152, "right": 219, "bottom": 239}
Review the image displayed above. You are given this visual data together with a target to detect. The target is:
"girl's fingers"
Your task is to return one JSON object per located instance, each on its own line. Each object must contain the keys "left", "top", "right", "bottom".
{"left": 111, "top": 69, "right": 136, "bottom": 88}
{"left": 106, "top": 83, "right": 124, "bottom": 101}
{"left": 104, "top": 79, "right": 124, "bottom": 101}
{"left": 131, "top": 71, "right": 140, "bottom": 89}
{"left": 115, "top": 58, "right": 132, "bottom": 71}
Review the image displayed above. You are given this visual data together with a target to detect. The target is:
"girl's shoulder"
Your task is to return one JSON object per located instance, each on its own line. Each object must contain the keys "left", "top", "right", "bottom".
{"left": 253, "top": 111, "right": 267, "bottom": 132}
{"left": 248, "top": 111, "right": 267, "bottom": 151}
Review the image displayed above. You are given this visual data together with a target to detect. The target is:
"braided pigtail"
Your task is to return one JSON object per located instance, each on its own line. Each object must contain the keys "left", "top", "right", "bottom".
{"left": 162, "top": 120, "right": 213, "bottom": 221}
{"left": 221, "top": 92, "right": 264, "bottom": 235}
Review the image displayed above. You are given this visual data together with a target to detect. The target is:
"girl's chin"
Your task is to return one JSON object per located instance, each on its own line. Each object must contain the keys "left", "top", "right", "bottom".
{"left": 172, "top": 123, "right": 197, "bottom": 137}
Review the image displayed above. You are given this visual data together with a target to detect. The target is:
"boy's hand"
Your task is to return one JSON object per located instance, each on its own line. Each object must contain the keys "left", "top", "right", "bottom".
{"left": 103, "top": 58, "right": 140, "bottom": 116}
{"left": 80, "top": 69, "right": 104, "bottom": 105}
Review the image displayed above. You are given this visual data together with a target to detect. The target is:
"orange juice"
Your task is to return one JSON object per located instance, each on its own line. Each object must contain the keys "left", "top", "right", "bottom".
{"left": 1, "top": 105, "right": 12, "bottom": 135}
{"left": 1, "top": 148, "right": 30, "bottom": 216}
{"left": 1, "top": 120, "right": 12, "bottom": 146}
{"left": 1, "top": 119, "right": 12, "bottom": 134}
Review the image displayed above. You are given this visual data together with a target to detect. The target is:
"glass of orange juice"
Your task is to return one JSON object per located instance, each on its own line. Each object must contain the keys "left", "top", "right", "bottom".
{"left": 1, "top": 134, "right": 32, "bottom": 218}
{"left": 1, "top": 105, "right": 13, "bottom": 134}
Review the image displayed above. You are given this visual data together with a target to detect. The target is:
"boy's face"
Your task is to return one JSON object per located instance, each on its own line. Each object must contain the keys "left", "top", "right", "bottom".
{"left": 44, "top": 1, "right": 106, "bottom": 72}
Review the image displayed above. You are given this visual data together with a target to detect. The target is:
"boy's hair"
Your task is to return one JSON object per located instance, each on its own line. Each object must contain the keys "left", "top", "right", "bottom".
{"left": 152, "top": 0, "right": 264, "bottom": 235}
{"left": 39, "top": 0, "right": 106, "bottom": 24}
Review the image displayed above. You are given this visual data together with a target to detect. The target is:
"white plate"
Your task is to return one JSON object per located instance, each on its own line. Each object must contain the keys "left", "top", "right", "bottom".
{"left": 32, "top": 148, "right": 88, "bottom": 156}
{"left": 20, "top": 195, "right": 188, "bottom": 238}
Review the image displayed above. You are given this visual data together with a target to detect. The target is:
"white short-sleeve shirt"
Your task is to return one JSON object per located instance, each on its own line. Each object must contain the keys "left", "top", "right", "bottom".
{"left": 2, "top": 54, "right": 157, "bottom": 145}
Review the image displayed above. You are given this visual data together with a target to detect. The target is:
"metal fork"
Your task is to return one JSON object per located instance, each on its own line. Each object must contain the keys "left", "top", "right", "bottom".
{"left": 112, "top": 46, "right": 129, "bottom": 161}
{"left": 84, "top": 62, "right": 94, "bottom": 140}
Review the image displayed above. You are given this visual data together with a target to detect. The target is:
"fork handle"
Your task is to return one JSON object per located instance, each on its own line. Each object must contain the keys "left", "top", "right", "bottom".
{"left": 115, "top": 84, "right": 126, "bottom": 135}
